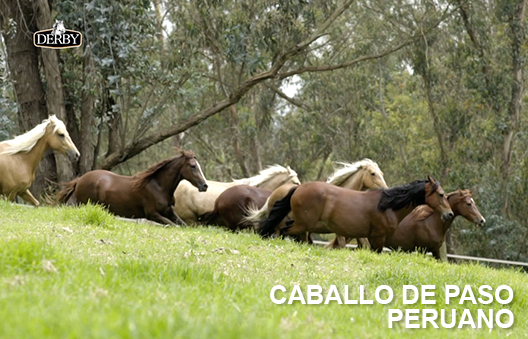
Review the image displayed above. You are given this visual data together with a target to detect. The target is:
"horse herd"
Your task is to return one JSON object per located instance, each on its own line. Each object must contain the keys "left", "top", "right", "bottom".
{"left": 0, "top": 116, "right": 486, "bottom": 261}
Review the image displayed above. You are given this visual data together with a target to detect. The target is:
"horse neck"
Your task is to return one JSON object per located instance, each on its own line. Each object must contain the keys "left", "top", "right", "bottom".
{"left": 153, "top": 159, "right": 185, "bottom": 197}
{"left": 258, "top": 174, "right": 287, "bottom": 190}
{"left": 18, "top": 133, "right": 50, "bottom": 176}
{"left": 339, "top": 171, "right": 364, "bottom": 190}
{"left": 393, "top": 204, "right": 420, "bottom": 224}
{"left": 438, "top": 196, "right": 463, "bottom": 234}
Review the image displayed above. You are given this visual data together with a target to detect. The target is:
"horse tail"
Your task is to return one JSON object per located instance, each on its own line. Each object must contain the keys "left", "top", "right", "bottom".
{"left": 54, "top": 178, "right": 79, "bottom": 205}
{"left": 242, "top": 197, "right": 271, "bottom": 227}
{"left": 259, "top": 186, "right": 297, "bottom": 237}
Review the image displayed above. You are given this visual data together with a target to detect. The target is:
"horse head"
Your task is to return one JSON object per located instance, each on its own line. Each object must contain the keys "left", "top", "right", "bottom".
{"left": 45, "top": 115, "right": 80, "bottom": 162}
{"left": 179, "top": 151, "right": 208, "bottom": 192}
{"left": 424, "top": 175, "right": 453, "bottom": 222}
{"left": 360, "top": 162, "right": 388, "bottom": 190}
{"left": 448, "top": 190, "right": 485, "bottom": 226}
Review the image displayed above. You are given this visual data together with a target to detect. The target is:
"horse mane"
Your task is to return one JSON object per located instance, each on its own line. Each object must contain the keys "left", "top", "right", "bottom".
{"left": 378, "top": 179, "right": 436, "bottom": 212}
{"left": 326, "top": 159, "right": 380, "bottom": 186}
{"left": 132, "top": 150, "right": 195, "bottom": 190}
{"left": 233, "top": 165, "right": 298, "bottom": 186}
{"left": 0, "top": 115, "right": 64, "bottom": 155}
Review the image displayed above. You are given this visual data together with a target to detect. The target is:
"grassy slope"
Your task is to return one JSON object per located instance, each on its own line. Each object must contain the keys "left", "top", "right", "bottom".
{"left": 0, "top": 200, "right": 526, "bottom": 339}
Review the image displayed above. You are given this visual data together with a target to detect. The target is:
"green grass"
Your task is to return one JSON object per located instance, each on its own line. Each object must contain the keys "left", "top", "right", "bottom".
{"left": 0, "top": 199, "right": 527, "bottom": 339}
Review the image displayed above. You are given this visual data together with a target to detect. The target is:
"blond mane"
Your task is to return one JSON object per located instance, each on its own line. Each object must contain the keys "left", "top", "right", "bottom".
{"left": 234, "top": 165, "right": 298, "bottom": 187}
{"left": 0, "top": 115, "right": 65, "bottom": 155}
{"left": 326, "top": 159, "right": 380, "bottom": 186}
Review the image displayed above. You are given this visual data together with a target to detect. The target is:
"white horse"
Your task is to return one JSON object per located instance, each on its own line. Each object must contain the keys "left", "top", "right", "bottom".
{"left": 52, "top": 20, "right": 66, "bottom": 35}
{"left": 174, "top": 165, "right": 301, "bottom": 224}
{"left": 0, "top": 115, "right": 80, "bottom": 206}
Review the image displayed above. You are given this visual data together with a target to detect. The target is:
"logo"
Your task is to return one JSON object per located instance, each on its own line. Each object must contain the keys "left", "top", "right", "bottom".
{"left": 34, "top": 20, "right": 82, "bottom": 49}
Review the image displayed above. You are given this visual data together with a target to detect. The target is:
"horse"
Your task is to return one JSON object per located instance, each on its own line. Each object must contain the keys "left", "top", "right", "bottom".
{"left": 258, "top": 176, "right": 454, "bottom": 252}
{"left": 55, "top": 150, "right": 208, "bottom": 225}
{"left": 52, "top": 20, "right": 66, "bottom": 35}
{"left": 382, "top": 189, "right": 485, "bottom": 261}
{"left": 199, "top": 185, "right": 273, "bottom": 231}
{"left": 245, "top": 159, "right": 388, "bottom": 245}
{"left": 173, "top": 165, "right": 301, "bottom": 224}
{"left": 0, "top": 115, "right": 80, "bottom": 206}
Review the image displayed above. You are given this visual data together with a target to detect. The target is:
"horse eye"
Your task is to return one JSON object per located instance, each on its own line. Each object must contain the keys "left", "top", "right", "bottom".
{"left": 58, "top": 133, "right": 65, "bottom": 138}
{"left": 439, "top": 193, "right": 444, "bottom": 198}
{"left": 190, "top": 165, "right": 196, "bottom": 169}
{"left": 370, "top": 172, "right": 375, "bottom": 176}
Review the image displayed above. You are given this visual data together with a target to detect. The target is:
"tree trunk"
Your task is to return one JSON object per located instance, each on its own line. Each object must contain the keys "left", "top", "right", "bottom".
{"left": 77, "top": 45, "right": 96, "bottom": 174}
{"left": 500, "top": 0, "right": 526, "bottom": 215}
{"left": 1, "top": 0, "right": 56, "bottom": 198}
{"left": 228, "top": 105, "right": 250, "bottom": 177}
{"left": 33, "top": 0, "right": 75, "bottom": 182}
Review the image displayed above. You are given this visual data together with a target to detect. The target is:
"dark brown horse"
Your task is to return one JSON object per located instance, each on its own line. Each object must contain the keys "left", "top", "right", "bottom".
{"left": 55, "top": 150, "right": 208, "bottom": 225}
{"left": 381, "top": 189, "right": 485, "bottom": 260}
{"left": 200, "top": 185, "right": 272, "bottom": 231}
{"left": 259, "top": 176, "right": 454, "bottom": 251}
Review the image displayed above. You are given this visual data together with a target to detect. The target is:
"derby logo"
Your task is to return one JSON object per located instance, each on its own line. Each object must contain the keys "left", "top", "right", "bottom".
{"left": 34, "top": 20, "right": 82, "bottom": 49}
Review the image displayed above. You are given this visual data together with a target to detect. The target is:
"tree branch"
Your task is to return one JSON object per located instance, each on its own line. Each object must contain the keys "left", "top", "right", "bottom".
{"left": 266, "top": 83, "right": 311, "bottom": 111}
{"left": 99, "top": 0, "right": 355, "bottom": 170}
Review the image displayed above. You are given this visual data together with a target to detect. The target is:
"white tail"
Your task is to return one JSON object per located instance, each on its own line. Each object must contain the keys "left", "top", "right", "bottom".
{"left": 242, "top": 197, "right": 271, "bottom": 226}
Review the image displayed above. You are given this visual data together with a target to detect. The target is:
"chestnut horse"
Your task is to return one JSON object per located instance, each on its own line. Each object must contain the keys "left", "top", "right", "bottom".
{"left": 174, "top": 165, "right": 300, "bottom": 224}
{"left": 381, "top": 189, "right": 485, "bottom": 261}
{"left": 259, "top": 176, "right": 453, "bottom": 251}
{"left": 0, "top": 115, "right": 80, "bottom": 206}
{"left": 245, "top": 159, "right": 388, "bottom": 245}
{"left": 199, "top": 185, "right": 272, "bottom": 230}
{"left": 55, "top": 150, "right": 208, "bottom": 225}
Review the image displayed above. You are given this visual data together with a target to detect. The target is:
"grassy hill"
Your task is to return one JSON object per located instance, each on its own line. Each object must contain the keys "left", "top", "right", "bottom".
{"left": 0, "top": 200, "right": 526, "bottom": 339}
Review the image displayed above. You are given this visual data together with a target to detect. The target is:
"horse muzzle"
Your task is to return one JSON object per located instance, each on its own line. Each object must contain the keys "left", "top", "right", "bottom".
{"left": 476, "top": 217, "right": 486, "bottom": 226}
{"left": 441, "top": 212, "right": 454, "bottom": 222}
{"left": 67, "top": 150, "right": 80, "bottom": 162}
{"left": 198, "top": 183, "right": 208, "bottom": 192}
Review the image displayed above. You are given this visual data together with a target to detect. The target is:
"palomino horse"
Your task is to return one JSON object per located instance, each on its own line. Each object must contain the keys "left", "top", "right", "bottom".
{"left": 200, "top": 185, "right": 273, "bottom": 231}
{"left": 174, "top": 165, "right": 300, "bottom": 224}
{"left": 0, "top": 115, "right": 80, "bottom": 206}
{"left": 55, "top": 150, "right": 208, "bottom": 225}
{"left": 259, "top": 176, "right": 454, "bottom": 252}
{"left": 382, "top": 189, "right": 485, "bottom": 261}
{"left": 245, "top": 159, "right": 388, "bottom": 244}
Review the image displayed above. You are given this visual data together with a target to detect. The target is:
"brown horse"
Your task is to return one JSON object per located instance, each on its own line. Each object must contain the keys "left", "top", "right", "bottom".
{"left": 259, "top": 176, "right": 454, "bottom": 251}
{"left": 381, "top": 189, "right": 485, "bottom": 260}
{"left": 0, "top": 115, "right": 80, "bottom": 206}
{"left": 200, "top": 185, "right": 272, "bottom": 230}
{"left": 245, "top": 159, "right": 388, "bottom": 245}
{"left": 55, "top": 150, "right": 208, "bottom": 225}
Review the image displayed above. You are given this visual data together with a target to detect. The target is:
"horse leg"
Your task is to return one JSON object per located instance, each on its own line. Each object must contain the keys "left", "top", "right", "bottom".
{"left": 18, "top": 189, "right": 40, "bottom": 207}
{"left": 369, "top": 236, "right": 386, "bottom": 253}
{"left": 147, "top": 211, "right": 178, "bottom": 227}
{"left": 435, "top": 242, "right": 448, "bottom": 262}
{"left": 326, "top": 235, "right": 348, "bottom": 249}
{"left": 357, "top": 238, "right": 371, "bottom": 249}
{"left": 167, "top": 208, "right": 187, "bottom": 226}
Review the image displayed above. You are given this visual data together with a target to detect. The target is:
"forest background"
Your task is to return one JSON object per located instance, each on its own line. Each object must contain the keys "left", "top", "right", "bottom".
{"left": 0, "top": 0, "right": 527, "bottom": 262}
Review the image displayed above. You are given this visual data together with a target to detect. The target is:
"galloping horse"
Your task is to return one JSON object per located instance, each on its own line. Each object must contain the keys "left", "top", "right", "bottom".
{"left": 174, "top": 165, "right": 300, "bottom": 224}
{"left": 382, "top": 189, "right": 485, "bottom": 260}
{"left": 200, "top": 185, "right": 273, "bottom": 230}
{"left": 0, "top": 115, "right": 80, "bottom": 206}
{"left": 55, "top": 150, "right": 208, "bottom": 225}
{"left": 259, "top": 176, "right": 454, "bottom": 252}
{"left": 245, "top": 159, "right": 388, "bottom": 244}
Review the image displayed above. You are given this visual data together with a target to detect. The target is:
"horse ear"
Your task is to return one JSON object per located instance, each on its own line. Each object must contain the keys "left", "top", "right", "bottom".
{"left": 427, "top": 175, "right": 434, "bottom": 183}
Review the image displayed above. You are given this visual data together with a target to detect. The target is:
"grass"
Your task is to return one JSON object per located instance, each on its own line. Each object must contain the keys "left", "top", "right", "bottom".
{"left": 0, "top": 199, "right": 527, "bottom": 339}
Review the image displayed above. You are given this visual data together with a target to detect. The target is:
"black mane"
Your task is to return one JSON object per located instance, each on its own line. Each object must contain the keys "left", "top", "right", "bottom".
{"left": 377, "top": 179, "right": 438, "bottom": 212}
